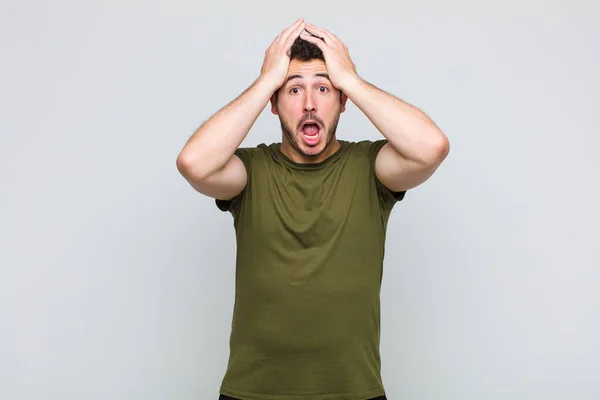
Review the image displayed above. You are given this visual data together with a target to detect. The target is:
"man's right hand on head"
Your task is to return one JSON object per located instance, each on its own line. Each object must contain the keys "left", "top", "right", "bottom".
{"left": 259, "top": 17, "right": 306, "bottom": 93}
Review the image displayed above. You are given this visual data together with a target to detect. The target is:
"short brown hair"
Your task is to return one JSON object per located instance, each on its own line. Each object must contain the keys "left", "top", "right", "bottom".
{"left": 274, "top": 37, "right": 343, "bottom": 102}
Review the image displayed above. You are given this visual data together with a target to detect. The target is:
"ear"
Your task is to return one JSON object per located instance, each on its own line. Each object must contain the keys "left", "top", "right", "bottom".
{"left": 270, "top": 93, "right": 279, "bottom": 115}
{"left": 339, "top": 92, "right": 349, "bottom": 113}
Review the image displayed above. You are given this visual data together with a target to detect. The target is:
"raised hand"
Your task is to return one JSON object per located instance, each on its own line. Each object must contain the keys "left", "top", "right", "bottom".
{"left": 300, "top": 23, "right": 359, "bottom": 91}
{"left": 259, "top": 17, "right": 306, "bottom": 92}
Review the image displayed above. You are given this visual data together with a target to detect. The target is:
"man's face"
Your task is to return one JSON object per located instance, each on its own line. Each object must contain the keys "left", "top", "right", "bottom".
{"left": 271, "top": 59, "right": 348, "bottom": 161}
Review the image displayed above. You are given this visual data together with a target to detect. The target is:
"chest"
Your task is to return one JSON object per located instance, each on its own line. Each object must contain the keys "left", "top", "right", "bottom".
{"left": 239, "top": 160, "right": 382, "bottom": 247}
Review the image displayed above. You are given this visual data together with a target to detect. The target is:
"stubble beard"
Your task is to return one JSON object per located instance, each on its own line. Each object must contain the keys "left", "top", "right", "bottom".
{"left": 279, "top": 112, "right": 341, "bottom": 159}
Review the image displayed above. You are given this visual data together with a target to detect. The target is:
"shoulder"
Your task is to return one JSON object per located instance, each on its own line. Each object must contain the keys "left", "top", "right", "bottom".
{"left": 233, "top": 142, "right": 277, "bottom": 167}
{"left": 342, "top": 139, "right": 389, "bottom": 162}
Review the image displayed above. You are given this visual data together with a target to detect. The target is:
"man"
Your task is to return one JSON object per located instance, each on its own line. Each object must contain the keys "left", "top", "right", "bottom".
{"left": 176, "top": 17, "right": 449, "bottom": 400}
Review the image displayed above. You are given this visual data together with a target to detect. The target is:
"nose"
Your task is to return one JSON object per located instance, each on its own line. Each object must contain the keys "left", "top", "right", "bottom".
{"left": 303, "top": 91, "right": 316, "bottom": 113}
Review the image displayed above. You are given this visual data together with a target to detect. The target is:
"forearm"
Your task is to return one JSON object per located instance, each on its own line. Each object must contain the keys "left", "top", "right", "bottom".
{"left": 177, "top": 77, "right": 277, "bottom": 179}
{"left": 343, "top": 76, "right": 448, "bottom": 163}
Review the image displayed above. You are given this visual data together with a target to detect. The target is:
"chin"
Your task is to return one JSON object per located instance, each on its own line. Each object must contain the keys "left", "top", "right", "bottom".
{"left": 297, "top": 137, "right": 327, "bottom": 157}
{"left": 301, "top": 148, "right": 325, "bottom": 158}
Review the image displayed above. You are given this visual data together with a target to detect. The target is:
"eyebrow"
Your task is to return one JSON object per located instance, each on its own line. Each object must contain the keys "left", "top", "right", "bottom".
{"left": 285, "top": 73, "right": 330, "bottom": 85}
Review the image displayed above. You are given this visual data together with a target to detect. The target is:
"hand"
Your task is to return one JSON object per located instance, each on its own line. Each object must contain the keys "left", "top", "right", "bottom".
{"left": 259, "top": 17, "right": 306, "bottom": 91}
{"left": 300, "top": 23, "right": 359, "bottom": 91}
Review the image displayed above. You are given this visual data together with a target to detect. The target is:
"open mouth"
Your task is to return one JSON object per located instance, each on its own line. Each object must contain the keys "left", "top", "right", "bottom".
{"left": 301, "top": 122, "right": 321, "bottom": 145}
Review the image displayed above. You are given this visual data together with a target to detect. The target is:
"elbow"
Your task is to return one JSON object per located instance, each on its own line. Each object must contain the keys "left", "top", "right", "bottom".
{"left": 424, "top": 133, "right": 450, "bottom": 166}
{"left": 176, "top": 151, "right": 192, "bottom": 175}
{"left": 176, "top": 150, "right": 209, "bottom": 182}
{"left": 436, "top": 135, "right": 450, "bottom": 159}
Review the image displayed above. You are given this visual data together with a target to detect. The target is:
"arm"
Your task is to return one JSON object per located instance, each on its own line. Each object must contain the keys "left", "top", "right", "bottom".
{"left": 343, "top": 77, "right": 450, "bottom": 192}
{"left": 176, "top": 17, "right": 307, "bottom": 198}
{"left": 301, "top": 24, "right": 450, "bottom": 192}
{"left": 176, "top": 77, "right": 276, "bottom": 199}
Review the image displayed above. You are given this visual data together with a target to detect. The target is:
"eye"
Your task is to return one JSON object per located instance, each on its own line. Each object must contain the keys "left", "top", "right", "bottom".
{"left": 319, "top": 86, "right": 328, "bottom": 92}
{"left": 290, "top": 87, "right": 300, "bottom": 94}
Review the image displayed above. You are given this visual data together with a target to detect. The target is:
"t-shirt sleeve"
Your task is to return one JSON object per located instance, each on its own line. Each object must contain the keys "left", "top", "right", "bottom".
{"left": 214, "top": 147, "right": 258, "bottom": 214}
{"left": 368, "top": 139, "right": 407, "bottom": 209}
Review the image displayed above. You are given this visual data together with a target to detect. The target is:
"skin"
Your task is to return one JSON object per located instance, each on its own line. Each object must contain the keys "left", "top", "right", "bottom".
{"left": 270, "top": 59, "right": 349, "bottom": 164}
{"left": 177, "top": 17, "right": 449, "bottom": 201}
{"left": 298, "top": 22, "right": 450, "bottom": 192}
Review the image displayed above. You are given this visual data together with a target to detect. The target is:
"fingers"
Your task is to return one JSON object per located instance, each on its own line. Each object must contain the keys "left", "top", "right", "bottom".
{"left": 300, "top": 31, "right": 325, "bottom": 50}
{"left": 277, "top": 17, "right": 305, "bottom": 45}
{"left": 270, "top": 17, "right": 302, "bottom": 45}
{"left": 283, "top": 20, "right": 307, "bottom": 48}
{"left": 304, "top": 23, "right": 337, "bottom": 45}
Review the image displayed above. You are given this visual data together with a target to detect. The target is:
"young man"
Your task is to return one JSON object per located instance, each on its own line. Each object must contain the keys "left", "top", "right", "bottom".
{"left": 177, "top": 17, "right": 450, "bottom": 400}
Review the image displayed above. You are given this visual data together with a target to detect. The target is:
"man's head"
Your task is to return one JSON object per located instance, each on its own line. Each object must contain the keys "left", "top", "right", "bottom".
{"left": 270, "top": 37, "right": 348, "bottom": 162}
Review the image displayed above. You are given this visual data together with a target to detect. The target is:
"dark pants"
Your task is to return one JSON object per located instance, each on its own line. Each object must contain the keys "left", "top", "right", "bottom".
{"left": 219, "top": 395, "right": 387, "bottom": 400}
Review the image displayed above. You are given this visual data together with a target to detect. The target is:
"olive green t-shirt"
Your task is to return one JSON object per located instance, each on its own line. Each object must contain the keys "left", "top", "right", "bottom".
{"left": 215, "top": 139, "right": 406, "bottom": 400}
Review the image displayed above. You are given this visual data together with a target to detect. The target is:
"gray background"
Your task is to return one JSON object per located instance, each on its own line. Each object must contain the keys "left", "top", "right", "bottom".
{"left": 1, "top": 0, "right": 599, "bottom": 399}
